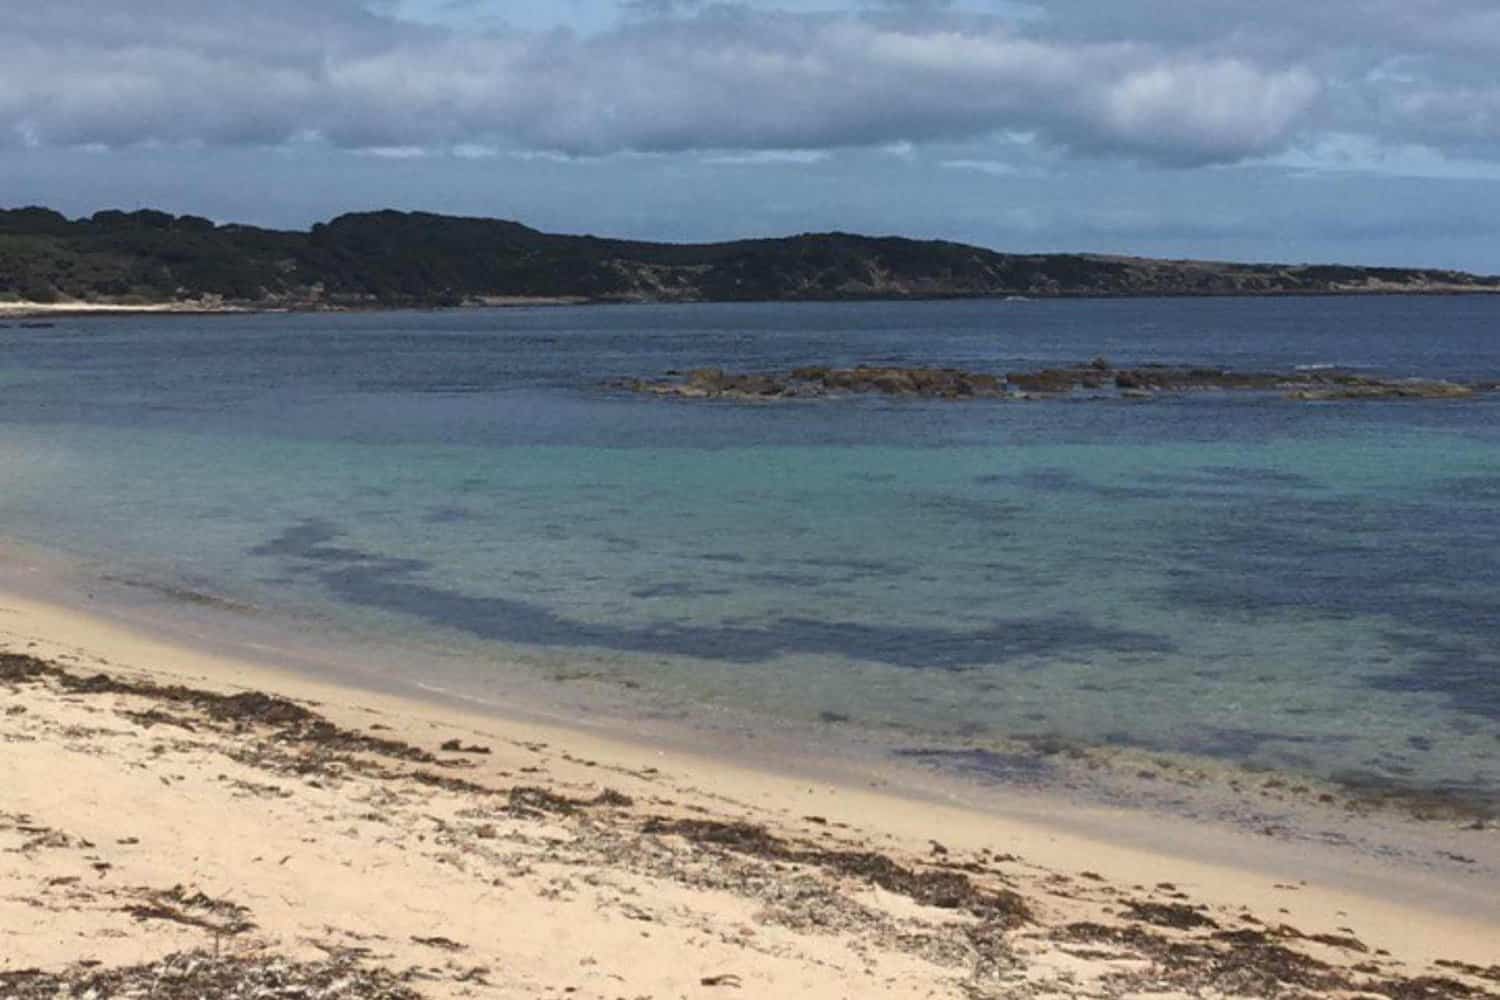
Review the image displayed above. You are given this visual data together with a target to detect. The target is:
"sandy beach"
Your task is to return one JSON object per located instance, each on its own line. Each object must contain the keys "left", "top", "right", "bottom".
{"left": 0, "top": 301, "right": 252, "bottom": 319}
{"left": 2, "top": 584, "right": 1497, "bottom": 999}
{"left": 0, "top": 297, "right": 589, "bottom": 320}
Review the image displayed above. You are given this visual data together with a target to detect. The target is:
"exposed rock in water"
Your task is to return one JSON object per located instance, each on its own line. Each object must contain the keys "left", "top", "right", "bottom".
{"left": 1006, "top": 369, "right": 1084, "bottom": 393}
{"left": 619, "top": 362, "right": 1493, "bottom": 403}
{"left": 629, "top": 366, "right": 1005, "bottom": 400}
{"left": 1285, "top": 380, "right": 1475, "bottom": 401}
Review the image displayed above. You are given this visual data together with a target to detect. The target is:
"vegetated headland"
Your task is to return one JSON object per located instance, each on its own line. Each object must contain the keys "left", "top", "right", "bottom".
{"left": 2, "top": 205, "right": 1499, "bottom": 313}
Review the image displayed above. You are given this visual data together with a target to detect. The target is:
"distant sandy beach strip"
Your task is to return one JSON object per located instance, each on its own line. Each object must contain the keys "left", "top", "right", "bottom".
{"left": 0, "top": 301, "right": 249, "bottom": 319}
{"left": 2, "top": 587, "right": 1498, "bottom": 999}
{"left": 0, "top": 296, "right": 588, "bottom": 320}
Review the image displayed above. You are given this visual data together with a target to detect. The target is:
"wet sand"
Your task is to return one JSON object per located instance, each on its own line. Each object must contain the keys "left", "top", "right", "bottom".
{"left": 2, "top": 583, "right": 1498, "bottom": 998}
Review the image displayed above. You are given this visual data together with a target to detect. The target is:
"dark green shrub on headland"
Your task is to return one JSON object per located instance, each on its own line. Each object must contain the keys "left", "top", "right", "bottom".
{"left": 0, "top": 205, "right": 1495, "bottom": 307}
{"left": 18, "top": 277, "right": 58, "bottom": 303}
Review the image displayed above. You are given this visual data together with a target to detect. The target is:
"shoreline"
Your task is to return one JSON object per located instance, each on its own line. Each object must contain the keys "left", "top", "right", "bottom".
{"left": 7, "top": 539, "right": 1497, "bottom": 856}
{"left": 4, "top": 285, "right": 1500, "bottom": 321}
{"left": 3, "top": 569, "right": 1499, "bottom": 995}
{"left": 4, "top": 535, "right": 1499, "bottom": 865}
{"left": 0, "top": 301, "right": 261, "bottom": 319}
{"left": 0, "top": 297, "right": 587, "bottom": 320}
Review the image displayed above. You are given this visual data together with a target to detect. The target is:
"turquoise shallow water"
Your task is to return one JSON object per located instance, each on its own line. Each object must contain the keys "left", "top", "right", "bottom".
{"left": 1, "top": 297, "right": 1497, "bottom": 805}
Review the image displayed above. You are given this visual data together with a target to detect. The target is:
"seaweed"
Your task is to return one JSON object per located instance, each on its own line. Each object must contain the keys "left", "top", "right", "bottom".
{"left": 1, "top": 653, "right": 433, "bottom": 762}
{"left": 642, "top": 818, "right": 1030, "bottom": 927}
{"left": 123, "top": 885, "right": 256, "bottom": 936}
{"left": 1058, "top": 922, "right": 1500, "bottom": 999}
{"left": 1123, "top": 899, "right": 1219, "bottom": 930}
{"left": 0, "top": 950, "right": 423, "bottom": 1000}
{"left": 440, "top": 738, "right": 491, "bottom": 754}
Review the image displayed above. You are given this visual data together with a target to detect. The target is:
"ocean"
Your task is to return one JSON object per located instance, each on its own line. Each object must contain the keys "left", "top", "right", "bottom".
{"left": 2, "top": 295, "right": 1497, "bottom": 812}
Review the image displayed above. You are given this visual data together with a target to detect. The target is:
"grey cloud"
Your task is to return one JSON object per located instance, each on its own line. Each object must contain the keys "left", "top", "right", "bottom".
{"left": 1030, "top": 0, "right": 1500, "bottom": 154}
{"left": 1376, "top": 86, "right": 1500, "bottom": 159}
{"left": 1029, "top": 0, "right": 1500, "bottom": 55}
{"left": 0, "top": 1, "right": 1322, "bottom": 165}
{"left": 620, "top": 0, "right": 707, "bottom": 14}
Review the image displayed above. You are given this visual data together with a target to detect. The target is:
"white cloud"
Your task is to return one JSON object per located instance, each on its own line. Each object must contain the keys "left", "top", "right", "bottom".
{"left": 355, "top": 145, "right": 429, "bottom": 159}
{"left": 505, "top": 150, "right": 577, "bottom": 163}
{"left": 701, "top": 149, "right": 832, "bottom": 165}
{"left": 3, "top": 0, "right": 1499, "bottom": 171}
{"left": 1384, "top": 86, "right": 1500, "bottom": 146}
{"left": 451, "top": 143, "right": 501, "bottom": 159}
{"left": 941, "top": 158, "right": 1025, "bottom": 176}
{"left": 1092, "top": 60, "right": 1322, "bottom": 165}
{"left": 1263, "top": 133, "right": 1500, "bottom": 182}
{"left": 0, "top": 1, "right": 1326, "bottom": 166}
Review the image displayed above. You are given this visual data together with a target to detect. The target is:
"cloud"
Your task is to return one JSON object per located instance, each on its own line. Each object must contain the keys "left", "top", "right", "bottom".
{"left": 1029, "top": 0, "right": 1500, "bottom": 57}
{"left": 1030, "top": 0, "right": 1500, "bottom": 158}
{"left": 1262, "top": 132, "right": 1500, "bottom": 182}
{"left": 6, "top": 0, "right": 1500, "bottom": 171}
{"left": 0, "top": 1, "right": 1327, "bottom": 166}
{"left": 1382, "top": 85, "right": 1500, "bottom": 148}
{"left": 941, "top": 158, "right": 1025, "bottom": 176}
{"left": 355, "top": 145, "right": 429, "bottom": 159}
{"left": 451, "top": 143, "right": 501, "bottom": 159}
{"left": 701, "top": 149, "right": 832, "bottom": 165}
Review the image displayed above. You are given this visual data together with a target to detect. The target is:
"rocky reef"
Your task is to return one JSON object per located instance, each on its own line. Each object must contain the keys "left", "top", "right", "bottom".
{"left": 628, "top": 366, "right": 1005, "bottom": 400}
{"left": 622, "top": 361, "right": 1489, "bottom": 402}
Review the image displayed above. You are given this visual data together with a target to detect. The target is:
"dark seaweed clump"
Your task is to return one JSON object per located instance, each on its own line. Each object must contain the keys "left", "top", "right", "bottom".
{"left": 122, "top": 884, "right": 256, "bottom": 937}
{"left": 643, "top": 817, "right": 1030, "bottom": 927}
{"left": 0, "top": 950, "right": 422, "bottom": 1000}
{"left": 0, "top": 652, "right": 434, "bottom": 764}
{"left": 1122, "top": 900, "right": 1219, "bottom": 930}
{"left": 0, "top": 652, "right": 637, "bottom": 815}
{"left": 1059, "top": 922, "right": 1498, "bottom": 999}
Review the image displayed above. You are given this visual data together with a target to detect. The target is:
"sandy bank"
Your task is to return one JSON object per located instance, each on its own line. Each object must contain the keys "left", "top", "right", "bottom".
{"left": 1, "top": 588, "right": 1497, "bottom": 999}
{"left": 0, "top": 296, "right": 587, "bottom": 320}
{"left": 0, "top": 301, "right": 252, "bottom": 319}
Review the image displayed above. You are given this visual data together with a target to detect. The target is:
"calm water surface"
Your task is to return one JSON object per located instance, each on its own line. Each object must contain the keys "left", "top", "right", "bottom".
{"left": 2, "top": 297, "right": 1497, "bottom": 805}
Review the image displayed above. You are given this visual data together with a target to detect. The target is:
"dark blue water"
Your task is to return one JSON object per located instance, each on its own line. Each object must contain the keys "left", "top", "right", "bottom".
{"left": 2, "top": 296, "right": 1497, "bottom": 803}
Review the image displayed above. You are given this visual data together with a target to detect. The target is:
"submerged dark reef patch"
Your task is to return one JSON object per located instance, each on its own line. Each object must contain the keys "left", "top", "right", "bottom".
{"left": 1009, "top": 467, "right": 1178, "bottom": 501}
{"left": 893, "top": 747, "right": 1058, "bottom": 786}
{"left": 1140, "top": 465, "right": 1325, "bottom": 490}
{"left": 251, "top": 520, "right": 1173, "bottom": 670}
{"left": 1158, "top": 490, "right": 1500, "bottom": 719}
{"left": 1369, "top": 631, "right": 1500, "bottom": 721}
{"left": 629, "top": 581, "right": 733, "bottom": 599}
{"left": 1435, "top": 474, "right": 1500, "bottom": 503}
{"left": 1102, "top": 726, "right": 1353, "bottom": 769}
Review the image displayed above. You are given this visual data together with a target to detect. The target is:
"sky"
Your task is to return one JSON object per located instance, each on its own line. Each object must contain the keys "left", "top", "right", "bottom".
{"left": 4, "top": 0, "right": 1500, "bottom": 270}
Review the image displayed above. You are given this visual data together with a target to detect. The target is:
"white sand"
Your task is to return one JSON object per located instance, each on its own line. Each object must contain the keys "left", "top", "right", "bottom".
{"left": 0, "top": 300, "right": 249, "bottom": 317}
{"left": 2, "top": 588, "right": 1497, "bottom": 998}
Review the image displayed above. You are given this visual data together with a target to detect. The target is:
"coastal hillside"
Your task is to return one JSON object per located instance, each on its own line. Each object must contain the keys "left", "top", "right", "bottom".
{"left": 2, "top": 205, "right": 1498, "bottom": 309}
